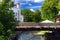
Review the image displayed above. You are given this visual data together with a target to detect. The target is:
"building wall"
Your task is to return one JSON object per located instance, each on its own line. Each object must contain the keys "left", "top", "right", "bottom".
{"left": 12, "top": 1, "right": 24, "bottom": 22}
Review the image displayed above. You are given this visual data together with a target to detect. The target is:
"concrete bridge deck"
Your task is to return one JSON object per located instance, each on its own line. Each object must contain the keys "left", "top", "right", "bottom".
{"left": 15, "top": 22, "right": 60, "bottom": 31}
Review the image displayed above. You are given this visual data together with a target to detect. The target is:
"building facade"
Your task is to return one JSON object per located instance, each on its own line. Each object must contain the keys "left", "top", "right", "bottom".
{"left": 12, "top": 0, "right": 24, "bottom": 22}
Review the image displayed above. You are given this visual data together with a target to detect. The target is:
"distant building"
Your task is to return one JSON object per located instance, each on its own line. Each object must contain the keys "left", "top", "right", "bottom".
{"left": 55, "top": 15, "right": 60, "bottom": 23}
{"left": 12, "top": 1, "right": 24, "bottom": 22}
{"left": 55, "top": 11, "right": 60, "bottom": 23}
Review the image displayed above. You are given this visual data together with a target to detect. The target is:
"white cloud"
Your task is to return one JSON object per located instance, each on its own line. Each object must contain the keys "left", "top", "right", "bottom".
{"left": 20, "top": 3, "right": 27, "bottom": 5}
{"left": 30, "top": 6, "right": 41, "bottom": 8}
{"left": 26, "top": 0, "right": 31, "bottom": 1}
{"left": 25, "top": 0, "right": 34, "bottom": 2}
{"left": 34, "top": 0, "right": 44, "bottom": 2}
{"left": 24, "top": 0, "right": 44, "bottom": 2}
{"left": 30, "top": 9, "right": 35, "bottom": 12}
{"left": 29, "top": 3, "right": 32, "bottom": 6}
{"left": 14, "top": 0, "right": 20, "bottom": 4}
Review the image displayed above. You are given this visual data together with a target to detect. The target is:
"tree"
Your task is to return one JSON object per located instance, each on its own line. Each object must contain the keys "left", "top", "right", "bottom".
{"left": 0, "top": 0, "right": 17, "bottom": 40}
{"left": 34, "top": 10, "right": 41, "bottom": 22}
{"left": 21, "top": 9, "right": 41, "bottom": 22}
{"left": 56, "top": 0, "right": 60, "bottom": 10}
{"left": 41, "top": 0, "right": 60, "bottom": 21}
{"left": 21, "top": 9, "right": 34, "bottom": 22}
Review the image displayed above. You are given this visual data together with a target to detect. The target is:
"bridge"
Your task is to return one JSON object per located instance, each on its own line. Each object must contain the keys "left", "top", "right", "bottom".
{"left": 15, "top": 22, "right": 60, "bottom": 31}
{"left": 13, "top": 22, "right": 60, "bottom": 40}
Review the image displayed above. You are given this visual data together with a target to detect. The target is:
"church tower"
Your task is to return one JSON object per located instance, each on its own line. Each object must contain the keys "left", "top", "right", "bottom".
{"left": 12, "top": 0, "right": 24, "bottom": 22}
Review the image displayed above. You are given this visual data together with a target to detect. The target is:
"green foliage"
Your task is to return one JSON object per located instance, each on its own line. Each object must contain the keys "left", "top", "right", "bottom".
{"left": 0, "top": 36, "right": 5, "bottom": 40}
{"left": 56, "top": 1, "right": 60, "bottom": 10}
{"left": 0, "top": 23, "right": 3, "bottom": 32}
{"left": 21, "top": 0, "right": 60, "bottom": 22}
{"left": 21, "top": 9, "right": 34, "bottom": 22}
{"left": 0, "top": 0, "right": 17, "bottom": 40}
{"left": 21, "top": 9, "right": 32, "bottom": 15}
{"left": 21, "top": 9, "right": 41, "bottom": 22}
{"left": 41, "top": 0, "right": 60, "bottom": 21}
{"left": 34, "top": 10, "right": 41, "bottom": 22}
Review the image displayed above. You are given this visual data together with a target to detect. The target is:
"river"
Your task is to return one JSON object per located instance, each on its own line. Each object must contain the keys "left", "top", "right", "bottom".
{"left": 17, "top": 31, "right": 45, "bottom": 40}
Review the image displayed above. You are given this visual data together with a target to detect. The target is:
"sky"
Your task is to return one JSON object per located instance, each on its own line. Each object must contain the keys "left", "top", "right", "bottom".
{"left": 14, "top": 0, "right": 44, "bottom": 11}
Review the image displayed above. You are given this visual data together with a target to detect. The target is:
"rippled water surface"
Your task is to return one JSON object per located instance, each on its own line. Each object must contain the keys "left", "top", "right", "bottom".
{"left": 17, "top": 31, "right": 45, "bottom": 40}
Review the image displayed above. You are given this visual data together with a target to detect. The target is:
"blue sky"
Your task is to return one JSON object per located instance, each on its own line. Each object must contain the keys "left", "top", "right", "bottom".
{"left": 14, "top": 0, "right": 44, "bottom": 11}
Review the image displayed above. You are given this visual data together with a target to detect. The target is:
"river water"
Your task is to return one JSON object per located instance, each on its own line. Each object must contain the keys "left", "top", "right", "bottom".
{"left": 17, "top": 31, "right": 45, "bottom": 40}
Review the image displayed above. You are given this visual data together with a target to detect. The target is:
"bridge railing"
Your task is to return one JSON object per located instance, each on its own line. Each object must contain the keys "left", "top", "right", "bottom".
{"left": 16, "top": 22, "right": 60, "bottom": 28}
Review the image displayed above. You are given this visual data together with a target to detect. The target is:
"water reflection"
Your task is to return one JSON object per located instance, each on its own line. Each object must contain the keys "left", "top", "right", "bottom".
{"left": 18, "top": 31, "right": 45, "bottom": 40}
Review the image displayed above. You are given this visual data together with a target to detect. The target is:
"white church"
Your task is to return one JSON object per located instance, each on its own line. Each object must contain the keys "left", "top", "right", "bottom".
{"left": 12, "top": 0, "right": 24, "bottom": 22}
